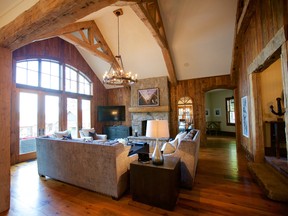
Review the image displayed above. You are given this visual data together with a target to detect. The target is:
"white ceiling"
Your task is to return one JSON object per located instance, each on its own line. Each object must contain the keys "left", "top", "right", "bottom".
{"left": 0, "top": 0, "right": 237, "bottom": 88}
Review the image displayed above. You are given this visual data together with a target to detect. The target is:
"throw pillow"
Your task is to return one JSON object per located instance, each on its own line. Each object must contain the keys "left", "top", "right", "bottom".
{"left": 88, "top": 131, "right": 97, "bottom": 140}
{"left": 168, "top": 137, "right": 178, "bottom": 148}
{"left": 80, "top": 128, "right": 95, "bottom": 138}
{"left": 62, "top": 133, "right": 72, "bottom": 140}
{"left": 161, "top": 141, "right": 176, "bottom": 154}
{"left": 175, "top": 131, "right": 187, "bottom": 146}
{"left": 54, "top": 130, "right": 69, "bottom": 138}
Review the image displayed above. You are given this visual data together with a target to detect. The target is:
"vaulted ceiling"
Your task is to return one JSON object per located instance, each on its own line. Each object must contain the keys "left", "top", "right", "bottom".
{"left": 0, "top": 0, "right": 237, "bottom": 89}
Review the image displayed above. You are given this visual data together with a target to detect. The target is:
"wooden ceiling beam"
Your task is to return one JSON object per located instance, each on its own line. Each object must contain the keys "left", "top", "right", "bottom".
{"left": 0, "top": 0, "right": 120, "bottom": 51}
{"left": 130, "top": 0, "right": 177, "bottom": 85}
{"left": 55, "top": 21, "right": 121, "bottom": 69}
{"left": 230, "top": 0, "right": 255, "bottom": 82}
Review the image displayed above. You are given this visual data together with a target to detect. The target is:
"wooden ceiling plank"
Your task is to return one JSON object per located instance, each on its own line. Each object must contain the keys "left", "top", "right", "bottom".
{"left": 131, "top": 0, "right": 177, "bottom": 85}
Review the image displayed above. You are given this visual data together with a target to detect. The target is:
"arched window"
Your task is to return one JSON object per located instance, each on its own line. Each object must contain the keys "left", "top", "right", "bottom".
{"left": 15, "top": 58, "right": 93, "bottom": 158}
{"left": 16, "top": 59, "right": 92, "bottom": 95}
{"left": 178, "top": 97, "right": 193, "bottom": 132}
{"left": 65, "top": 65, "right": 92, "bottom": 95}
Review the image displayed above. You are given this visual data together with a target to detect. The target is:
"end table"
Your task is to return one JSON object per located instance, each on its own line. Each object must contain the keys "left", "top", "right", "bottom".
{"left": 130, "top": 156, "right": 180, "bottom": 211}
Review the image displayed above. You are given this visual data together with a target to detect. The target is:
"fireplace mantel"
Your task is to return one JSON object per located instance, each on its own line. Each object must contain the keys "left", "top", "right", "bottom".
{"left": 128, "top": 106, "right": 170, "bottom": 113}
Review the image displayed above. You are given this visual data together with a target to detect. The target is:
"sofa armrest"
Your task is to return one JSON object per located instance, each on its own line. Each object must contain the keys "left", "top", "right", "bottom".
{"left": 96, "top": 134, "right": 107, "bottom": 141}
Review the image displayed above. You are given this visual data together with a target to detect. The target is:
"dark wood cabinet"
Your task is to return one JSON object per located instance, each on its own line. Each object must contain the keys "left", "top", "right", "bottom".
{"left": 130, "top": 156, "right": 180, "bottom": 211}
{"left": 104, "top": 125, "right": 131, "bottom": 139}
{"left": 265, "top": 121, "right": 287, "bottom": 158}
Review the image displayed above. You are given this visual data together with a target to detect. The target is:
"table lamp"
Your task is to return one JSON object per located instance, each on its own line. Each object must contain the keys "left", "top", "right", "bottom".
{"left": 146, "top": 119, "right": 169, "bottom": 165}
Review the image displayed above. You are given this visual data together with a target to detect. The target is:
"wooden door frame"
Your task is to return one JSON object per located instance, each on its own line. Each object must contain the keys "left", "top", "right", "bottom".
{"left": 246, "top": 26, "right": 288, "bottom": 162}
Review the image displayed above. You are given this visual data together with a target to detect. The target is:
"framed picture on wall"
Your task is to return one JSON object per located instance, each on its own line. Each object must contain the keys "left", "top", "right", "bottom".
{"left": 138, "top": 88, "right": 159, "bottom": 106}
{"left": 214, "top": 108, "right": 221, "bottom": 116}
{"left": 241, "top": 96, "right": 249, "bottom": 138}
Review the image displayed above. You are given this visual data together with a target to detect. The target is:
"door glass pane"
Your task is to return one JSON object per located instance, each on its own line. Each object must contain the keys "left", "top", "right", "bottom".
{"left": 82, "top": 99, "right": 91, "bottom": 129}
{"left": 45, "top": 95, "right": 59, "bottom": 136}
{"left": 67, "top": 98, "right": 78, "bottom": 138}
{"left": 19, "top": 92, "right": 38, "bottom": 154}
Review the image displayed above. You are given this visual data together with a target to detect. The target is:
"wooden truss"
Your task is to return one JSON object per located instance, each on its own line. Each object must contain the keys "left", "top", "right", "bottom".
{"left": 0, "top": 0, "right": 177, "bottom": 84}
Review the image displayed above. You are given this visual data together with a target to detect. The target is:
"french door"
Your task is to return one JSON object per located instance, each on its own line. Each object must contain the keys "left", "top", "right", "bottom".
{"left": 18, "top": 90, "right": 60, "bottom": 161}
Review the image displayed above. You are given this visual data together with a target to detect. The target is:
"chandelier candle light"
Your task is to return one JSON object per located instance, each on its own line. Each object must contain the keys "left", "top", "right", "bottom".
{"left": 146, "top": 120, "right": 170, "bottom": 165}
{"left": 103, "top": 9, "right": 137, "bottom": 86}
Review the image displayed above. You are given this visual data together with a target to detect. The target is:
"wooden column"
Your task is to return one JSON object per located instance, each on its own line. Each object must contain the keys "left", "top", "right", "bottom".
{"left": 0, "top": 47, "right": 11, "bottom": 212}
{"left": 249, "top": 72, "right": 265, "bottom": 162}
{"left": 281, "top": 41, "right": 288, "bottom": 160}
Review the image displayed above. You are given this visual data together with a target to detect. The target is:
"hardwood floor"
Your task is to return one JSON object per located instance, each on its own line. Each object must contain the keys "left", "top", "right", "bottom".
{"left": 1, "top": 136, "right": 288, "bottom": 215}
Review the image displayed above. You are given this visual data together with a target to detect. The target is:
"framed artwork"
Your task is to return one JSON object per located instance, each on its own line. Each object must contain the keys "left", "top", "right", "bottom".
{"left": 214, "top": 108, "right": 221, "bottom": 116}
{"left": 138, "top": 88, "right": 159, "bottom": 106}
{"left": 205, "top": 109, "right": 210, "bottom": 117}
{"left": 241, "top": 96, "right": 249, "bottom": 138}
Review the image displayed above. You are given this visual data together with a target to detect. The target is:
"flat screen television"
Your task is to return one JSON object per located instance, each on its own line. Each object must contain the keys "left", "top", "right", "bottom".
{"left": 97, "top": 106, "right": 126, "bottom": 122}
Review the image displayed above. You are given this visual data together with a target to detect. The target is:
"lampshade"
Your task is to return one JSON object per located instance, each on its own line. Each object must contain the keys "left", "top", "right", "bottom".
{"left": 146, "top": 120, "right": 169, "bottom": 138}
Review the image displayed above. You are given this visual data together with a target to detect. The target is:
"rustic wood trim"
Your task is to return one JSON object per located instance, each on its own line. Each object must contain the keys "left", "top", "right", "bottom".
{"left": 18, "top": 152, "right": 37, "bottom": 163}
{"left": 53, "top": 21, "right": 121, "bottom": 69}
{"left": 0, "top": 47, "right": 11, "bottom": 212}
{"left": 281, "top": 41, "right": 288, "bottom": 155}
{"left": 249, "top": 73, "right": 265, "bottom": 162}
{"left": 237, "top": 0, "right": 251, "bottom": 34}
{"left": 37, "top": 21, "right": 95, "bottom": 40}
{"left": 247, "top": 26, "right": 288, "bottom": 74}
{"left": 131, "top": 0, "right": 177, "bottom": 85}
{"left": 128, "top": 105, "right": 170, "bottom": 113}
{"left": 59, "top": 34, "right": 112, "bottom": 63}
{"left": 231, "top": 0, "right": 256, "bottom": 82}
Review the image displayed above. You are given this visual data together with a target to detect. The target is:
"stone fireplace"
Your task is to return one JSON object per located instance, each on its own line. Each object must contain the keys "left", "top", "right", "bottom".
{"left": 131, "top": 112, "right": 169, "bottom": 136}
{"left": 129, "top": 76, "right": 170, "bottom": 136}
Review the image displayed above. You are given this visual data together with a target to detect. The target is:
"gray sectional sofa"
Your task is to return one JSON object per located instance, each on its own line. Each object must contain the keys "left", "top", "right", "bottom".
{"left": 167, "top": 129, "right": 200, "bottom": 189}
{"left": 36, "top": 138, "right": 136, "bottom": 199}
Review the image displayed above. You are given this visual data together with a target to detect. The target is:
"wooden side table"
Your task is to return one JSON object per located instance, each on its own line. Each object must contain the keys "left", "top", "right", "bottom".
{"left": 130, "top": 156, "right": 180, "bottom": 211}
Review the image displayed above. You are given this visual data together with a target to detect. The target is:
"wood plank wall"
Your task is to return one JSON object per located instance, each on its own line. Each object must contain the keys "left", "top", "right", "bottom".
{"left": 11, "top": 37, "right": 107, "bottom": 164}
{"left": 0, "top": 48, "right": 12, "bottom": 212}
{"left": 235, "top": 0, "right": 287, "bottom": 161}
{"left": 106, "top": 87, "right": 131, "bottom": 127}
{"left": 170, "top": 75, "right": 236, "bottom": 143}
{"left": 107, "top": 75, "right": 236, "bottom": 145}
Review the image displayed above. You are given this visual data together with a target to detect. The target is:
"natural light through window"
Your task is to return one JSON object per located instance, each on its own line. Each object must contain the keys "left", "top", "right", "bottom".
{"left": 45, "top": 95, "right": 59, "bottom": 135}
{"left": 16, "top": 60, "right": 39, "bottom": 87}
{"left": 16, "top": 59, "right": 92, "bottom": 96}
{"left": 67, "top": 98, "right": 78, "bottom": 138}
{"left": 41, "top": 60, "right": 61, "bottom": 90}
{"left": 82, "top": 99, "right": 91, "bottom": 129}
{"left": 226, "top": 97, "right": 235, "bottom": 125}
{"left": 65, "top": 66, "right": 78, "bottom": 93}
